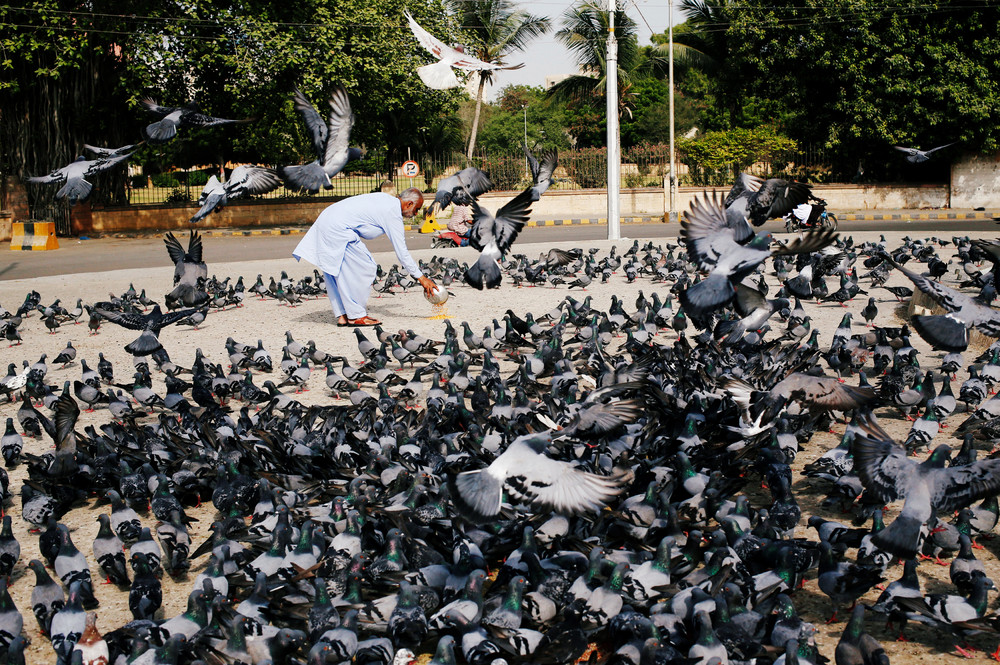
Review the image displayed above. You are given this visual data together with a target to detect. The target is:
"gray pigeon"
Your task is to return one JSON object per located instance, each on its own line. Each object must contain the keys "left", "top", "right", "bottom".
{"left": 163, "top": 230, "right": 209, "bottom": 309}
{"left": 724, "top": 172, "right": 812, "bottom": 227}
{"left": 524, "top": 144, "right": 557, "bottom": 201}
{"left": 92, "top": 304, "right": 199, "bottom": 356}
{"left": 189, "top": 165, "right": 282, "bottom": 223}
{"left": 853, "top": 411, "right": 1000, "bottom": 559}
{"left": 448, "top": 431, "right": 629, "bottom": 520}
{"left": 280, "top": 86, "right": 361, "bottom": 193}
{"left": 28, "top": 151, "right": 134, "bottom": 204}
{"left": 430, "top": 167, "right": 493, "bottom": 214}
{"left": 894, "top": 142, "right": 955, "bottom": 163}
{"left": 679, "top": 192, "right": 837, "bottom": 317}
{"left": 141, "top": 99, "right": 253, "bottom": 143}
{"left": 464, "top": 187, "right": 534, "bottom": 290}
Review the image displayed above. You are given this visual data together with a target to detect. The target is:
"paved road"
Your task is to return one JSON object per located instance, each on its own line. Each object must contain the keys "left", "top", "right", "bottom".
{"left": 2, "top": 216, "right": 996, "bottom": 281}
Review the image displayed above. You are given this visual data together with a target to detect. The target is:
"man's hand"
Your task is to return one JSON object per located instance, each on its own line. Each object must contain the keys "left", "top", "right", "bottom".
{"left": 419, "top": 275, "right": 437, "bottom": 298}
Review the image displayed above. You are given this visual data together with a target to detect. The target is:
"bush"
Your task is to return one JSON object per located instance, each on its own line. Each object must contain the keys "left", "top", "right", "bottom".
{"left": 186, "top": 170, "right": 209, "bottom": 187}
{"left": 151, "top": 173, "right": 180, "bottom": 188}
{"left": 679, "top": 127, "right": 798, "bottom": 186}
{"left": 130, "top": 175, "right": 148, "bottom": 189}
{"left": 563, "top": 147, "right": 608, "bottom": 189}
{"left": 164, "top": 187, "right": 190, "bottom": 203}
{"left": 477, "top": 153, "right": 526, "bottom": 192}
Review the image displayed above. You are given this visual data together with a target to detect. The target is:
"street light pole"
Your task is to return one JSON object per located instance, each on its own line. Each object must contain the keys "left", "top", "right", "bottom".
{"left": 606, "top": 0, "right": 621, "bottom": 240}
{"left": 668, "top": 0, "right": 677, "bottom": 223}
{"left": 523, "top": 105, "right": 528, "bottom": 174}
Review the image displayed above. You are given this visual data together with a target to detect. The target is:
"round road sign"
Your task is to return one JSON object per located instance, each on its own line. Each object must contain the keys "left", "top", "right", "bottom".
{"left": 401, "top": 160, "right": 420, "bottom": 177}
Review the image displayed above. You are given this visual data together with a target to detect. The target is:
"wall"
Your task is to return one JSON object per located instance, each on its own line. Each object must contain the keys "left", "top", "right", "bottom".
{"left": 951, "top": 151, "right": 1000, "bottom": 208}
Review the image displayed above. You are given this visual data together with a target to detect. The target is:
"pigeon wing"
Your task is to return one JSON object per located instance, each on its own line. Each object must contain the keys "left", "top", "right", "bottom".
{"left": 491, "top": 187, "right": 534, "bottom": 253}
{"left": 27, "top": 169, "right": 66, "bottom": 185}
{"left": 506, "top": 458, "right": 628, "bottom": 514}
{"left": 732, "top": 283, "right": 766, "bottom": 318}
{"left": 405, "top": 12, "right": 502, "bottom": 70}
{"left": 537, "top": 150, "right": 558, "bottom": 184}
{"left": 457, "top": 168, "right": 494, "bottom": 198}
{"left": 751, "top": 178, "right": 812, "bottom": 221}
{"left": 929, "top": 459, "right": 1000, "bottom": 513}
{"left": 157, "top": 308, "right": 202, "bottom": 328}
{"left": 523, "top": 143, "right": 540, "bottom": 181}
{"left": 323, "top": 86, "right": 355, "bottom": 170}
{"left": 53, "top": 393, "right": 79, "bottom": 447}
{"left": 775, "top": 374, "right": 876, "bottom": 410}
{"left": 771, "top": 228, "right": 838, "bottom": 256}
{"left": 94, "top": 309, "right": 149, "bottom": 331}
{"left": 924, "top": 142, "right": 956, "bottom": 155}
{"left": 141, "top": 99, "right": 176, "bottom": 117}
{"left": 163, "top": 233, "right": 186, "bottom": 267}
{"left": 227, "top": 166, "right": 282, "bottom": 198}
{"left": 291, "top": 88, "right": 328, "bottom": 158}
{"left": 82, "top": 151, "right": 133, "bottom": 177}
{"left": 186, "top": 230, "right": 204, "bottom": 265}
{"left": 723, "top": 173, "right": 762, "bottom": 208}
{"left": 680, "top": 193, "right": 743, "bottom": 272}
{"left": 893, "top": 146, "right": 919, "bottom": 157}
{"left": 852, "top": 413, "right": 912, "bottom": 503}
{"left": 181, "top": 110, "right": 251, "bottom": 128}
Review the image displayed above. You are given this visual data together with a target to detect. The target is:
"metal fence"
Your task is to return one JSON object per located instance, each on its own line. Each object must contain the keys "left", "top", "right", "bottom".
{"left": 121, "top": 144, "right": 831, "bottom": 207}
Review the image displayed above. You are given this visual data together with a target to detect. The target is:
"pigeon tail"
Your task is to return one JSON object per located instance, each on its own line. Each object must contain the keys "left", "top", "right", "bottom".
{"left": 449, "top": 468, "right": 503, "bottom": 521}
{"left": 144, "top": 119, "right": 177, "bottom": 143}
{"left": 418, "top": 60, "right": 461, "bottom": 90}
{"left": 125, "top": 330, "right": 164, "bottom": 356}
{"left": 871, "top": 514, "right": 924, "bottom": 559}
{"left": 465, "top": 255, "right": 502, "bottom": 290}
{"left": 679, "top": 273, "right": 736, "bottom": 318}
{"left": 165, "top": 284, "right": 210, "bottom": 309}
{"left": 910, "top": 314, "right": 969, "bottom": 352}
{"left": 56, "top": 178, "right": 92, "bottom": 205}
{"left": 280, "top": 162, "right": 331, "bottom": 193}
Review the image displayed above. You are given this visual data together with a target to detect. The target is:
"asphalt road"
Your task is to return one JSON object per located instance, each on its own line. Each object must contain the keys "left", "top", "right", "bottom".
{"left": 1, "top": 216, "right": 996, "bottom": 281}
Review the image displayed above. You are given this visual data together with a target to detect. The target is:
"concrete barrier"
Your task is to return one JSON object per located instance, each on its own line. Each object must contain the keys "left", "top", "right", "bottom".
{"left": 10, "top": 221, "right": 59, "bottom": 250}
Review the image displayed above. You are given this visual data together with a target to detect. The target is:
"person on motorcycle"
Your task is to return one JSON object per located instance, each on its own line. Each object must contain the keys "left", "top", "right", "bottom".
{"left": 447, "top": 203, "right": 473, "bottom": 247}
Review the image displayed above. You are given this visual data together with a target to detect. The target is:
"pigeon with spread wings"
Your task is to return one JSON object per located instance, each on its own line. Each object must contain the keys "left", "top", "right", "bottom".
{"left": 464, "top": 187, "right": 534, "bottom": 290}
{"left": 163, "top": 231, "right": 209, "bottom": 310}
{"left": 405, "top": 11, "right": 524, "bottom": 90}
{"left": 894, "top": 143, "right": 956, "bottom": 164}
{"left": 724, "top": 173, "right": 812, "bottom": 228}
{"left": 853, "top": 411, "right": 1000, "bottom": 559}
{"left": 94, "top": 305, "right": 199, "bottom": 356}
{"left": 679, "top": 192, "right": 837, "bottom": 317}
{"left": 280, "top": 86, "right": 361, "bottom": 193}
{"left": 524, "top": 144, "right": 558, "bottom": 201}
{"left": 882, "top": 255, "right": 1000, "bottom": 352}
{"left": 448, "top": 432, "right": 629, "bottom": 521}
{"left": 429, "top": 167, "right": 493, "bottom": 215}
{"left": 189, "top": 165, "right": 282, "bottom": 224}
{"left": 141, "top": 99, "right": 253, "bottom": 144}
{"left": 28, "top": 151, "right": 135, "bottom": 205}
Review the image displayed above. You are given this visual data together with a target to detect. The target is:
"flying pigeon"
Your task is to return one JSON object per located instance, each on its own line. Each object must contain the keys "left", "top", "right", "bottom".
{"left": 465, "top": 187, "right": 534, "bottom": 290}
{"left": 429, "top": 167, "right": 493, "bottom": 215}
{"left": 27, "top": 151, "right": 134, "bottom": 204}
{"left": 164, "top": 231, "right": 209, "bottom": 309}
{"left": 883, "top": 255, "right": 1000, "bottom": 352}
{"left": 679, "top": 192, "right": 837, "bottom": 317}
{"left": 405, "top": 11, "right": 524, "bottom": 90}
{"left": 280, "top": 86, "right": 362, "bottom": 193}
{"left": 82, "top": 143, "right": 143, "bottom": 158}
{"left": 894, "top": 143, "right": 956, "bottom": 163}
{"left": 724, "top": 173, "right": 812, "bottom": 228}
{"left": 853, "top": 411, "right": 1000, "bottom": 559}
{"left": 524, "top": 144, "right": 558, "bottom": 201}
{"left": 92, "top": 304, "right": 199, "bottom": 356}
{"left": 140, "top": 99, "right": 253, "bottom": 143}
{"left": 189, "top": 165, "right": 282, "bottom": 223}
{"left": 448, "top": 431, "right": 629, "bottom": 521}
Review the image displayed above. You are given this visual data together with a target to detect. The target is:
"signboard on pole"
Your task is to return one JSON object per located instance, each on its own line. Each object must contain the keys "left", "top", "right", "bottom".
{"left": 401, "top": 160, "right": 420, "bottom": 178}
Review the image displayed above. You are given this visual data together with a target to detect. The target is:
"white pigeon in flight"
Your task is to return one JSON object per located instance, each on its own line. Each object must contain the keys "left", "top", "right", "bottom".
{"left": 405, "top": 11, "right": 524, "bottom": 90}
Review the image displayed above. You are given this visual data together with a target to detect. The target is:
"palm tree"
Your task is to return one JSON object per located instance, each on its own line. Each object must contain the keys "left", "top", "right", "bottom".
{"left": 547, "top": 1, "right": 644, "bottom": 115}
{"left": 448, "top": 0, "right": 550, "bottom": 160}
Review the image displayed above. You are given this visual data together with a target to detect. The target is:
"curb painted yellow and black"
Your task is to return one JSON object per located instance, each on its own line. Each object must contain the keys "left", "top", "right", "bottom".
{"left": 10, "top": 222, "right": 59, "bottom": 250}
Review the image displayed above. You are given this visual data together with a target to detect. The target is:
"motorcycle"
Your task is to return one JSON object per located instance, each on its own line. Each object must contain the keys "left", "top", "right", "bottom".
{"left": 784, "top": 197, "right": 837, "bottom": 232}
{"left": 431, "top": 230, "right": 468, "bottom": 249}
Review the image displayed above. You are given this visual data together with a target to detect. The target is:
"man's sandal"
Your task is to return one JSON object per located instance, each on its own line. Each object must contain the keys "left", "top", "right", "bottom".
{"left": 345, "top": 316, "right": 381, "bottom": 326}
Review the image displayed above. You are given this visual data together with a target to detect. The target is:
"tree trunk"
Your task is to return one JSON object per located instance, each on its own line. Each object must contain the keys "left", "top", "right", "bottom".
{"left": 466, "top": 73, "right": 487, "bottom": 161}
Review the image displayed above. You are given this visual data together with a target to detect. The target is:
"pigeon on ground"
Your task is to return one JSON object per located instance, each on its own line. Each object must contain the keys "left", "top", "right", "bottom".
{"left": 189, "top": 165, "right": 282, "bottom": 223}
{"left": 141, "top": 99, "right": 253, "bottom": 143}
{"left": 464, "top": 187, "right": 534, "bottom": 290}
{"left": 853, "top": 411, "right": 1000, "bottom": 559}
{"left": 281, "top": 86, "right": 361, "bottom": 193}
{"left": 405, "top": 11, "right": 524, "bottom": 89}
{"left": 679, "top": 192, "right": 837, "bottom": 317}
{"left": 448, "top": 431, "right": 629, "bottom": 521}
{"left": 894, "top": 142, "right": 956, "bottom": 163}
{"left": 27, "top": 151, "right": 134, "bottom": 204}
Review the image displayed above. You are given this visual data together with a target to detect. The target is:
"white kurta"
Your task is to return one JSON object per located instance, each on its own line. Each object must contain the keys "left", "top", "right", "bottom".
{"left": 293, "top": 193, "right": 422, "bottom": 318}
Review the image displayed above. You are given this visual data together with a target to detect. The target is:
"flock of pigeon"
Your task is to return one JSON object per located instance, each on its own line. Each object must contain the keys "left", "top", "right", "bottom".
{"left": 6, "top": 173, "right": 1000, "bottom": 665}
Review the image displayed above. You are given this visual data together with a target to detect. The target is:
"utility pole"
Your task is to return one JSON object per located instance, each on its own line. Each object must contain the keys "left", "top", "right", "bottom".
{"left": 668, "top": 0, "right": 678, "bottom": 223}
{"left": 606, "top": 0, "right": 621, "bottom": 240}
{"left": 523, "top": 105, "right": 529, "bottom": 174}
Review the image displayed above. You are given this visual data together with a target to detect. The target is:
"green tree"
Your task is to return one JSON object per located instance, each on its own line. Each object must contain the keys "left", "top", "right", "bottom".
{"left": 447, "top": 0, "right": 550, "bottom": 160}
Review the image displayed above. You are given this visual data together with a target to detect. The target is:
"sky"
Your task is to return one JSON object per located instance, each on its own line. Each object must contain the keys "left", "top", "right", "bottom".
{"left": 477, "top": 0, "right": 679, "bottom": 99}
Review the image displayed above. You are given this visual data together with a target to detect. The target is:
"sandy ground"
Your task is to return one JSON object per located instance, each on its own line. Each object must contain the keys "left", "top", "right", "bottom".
{"left": 1, "top": 229, "right": 999, "bottom": 663}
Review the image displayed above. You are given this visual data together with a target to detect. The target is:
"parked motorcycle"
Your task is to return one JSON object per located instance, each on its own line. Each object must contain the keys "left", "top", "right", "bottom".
{"left": 784, "top": 197, "right": 837, "bottom": 232}
{"left": 431, "top": 230, "right": 467, "bottom": 248}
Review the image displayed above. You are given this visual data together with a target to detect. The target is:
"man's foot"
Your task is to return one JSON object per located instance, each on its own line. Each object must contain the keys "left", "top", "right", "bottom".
{"left": 336, "top": 316, "right": 348, "bottom": 326}
{"left": 345, "top": 316, "right": 381, "bottom": 326}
